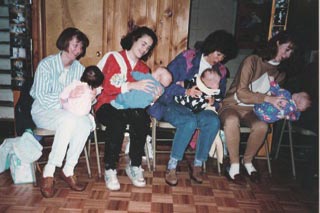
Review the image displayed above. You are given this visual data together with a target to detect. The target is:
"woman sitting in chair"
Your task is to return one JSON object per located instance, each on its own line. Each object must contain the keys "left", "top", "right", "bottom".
{"left": 148, "top": 30, "right": 238, "bottom": 186}
{"left": 30, "top": 28, "right": 92, "bottom": 198}
{"left": 219, "top": 31, "right": 310, "bottom": 185}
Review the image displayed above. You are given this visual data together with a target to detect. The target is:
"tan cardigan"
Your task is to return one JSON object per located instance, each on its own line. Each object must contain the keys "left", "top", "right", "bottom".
{"left": 220, "top": 55, "right": 285, "bottom": 113}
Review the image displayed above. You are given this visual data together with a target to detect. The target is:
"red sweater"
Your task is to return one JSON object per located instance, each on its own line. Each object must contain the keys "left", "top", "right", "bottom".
{"left": 94, "top": 50, "right": 150, "bottom": 111}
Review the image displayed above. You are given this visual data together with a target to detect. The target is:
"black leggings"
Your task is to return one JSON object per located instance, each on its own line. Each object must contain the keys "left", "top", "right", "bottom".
{"left": 96, "top": 104, "right": 150, "bottom": 170}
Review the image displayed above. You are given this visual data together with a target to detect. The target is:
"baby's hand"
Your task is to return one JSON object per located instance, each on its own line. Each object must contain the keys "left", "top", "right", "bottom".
{"left": 205, "top": 96, "right": 215, "bottom": 105}
{"left": 186, "top": 85, "right": 202, "bottom": 98}
{"left": 176, "top": 81, "right": 184, "bottom": 87}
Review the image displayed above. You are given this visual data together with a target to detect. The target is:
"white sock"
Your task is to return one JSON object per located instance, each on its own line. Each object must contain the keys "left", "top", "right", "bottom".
{"left": 62, "top": 164, "right": 74, "bottom": 177}
{"left": 229, "top": 163, "right": 240, "bottom": 179}
{"left": 43, "top": 164, "right": 56, "bottom": 178}
{"left": 244, "top": 162, "right": 257, "bottom": 175}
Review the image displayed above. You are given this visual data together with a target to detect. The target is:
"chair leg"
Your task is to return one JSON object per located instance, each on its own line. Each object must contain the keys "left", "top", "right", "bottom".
{"left": 217, "top": 161, "right": 221, "bottom": 176}
{"left": 275, "top": 119, "right": 287, "bottom": 159}
{"left": 203, "top": 162, "right": 206, "bottom": 173}
{"left": 93, "top": 128, "right": 102, "bottom": 178}
{"left": 33, "top": 162, "right": 38, "bottom": 187}
{"left": 214, "top": 151, "right": 222, "bottom": 176}
{"left": 144, "top": 143, "right": 151, "bottom": 171}
{"left": 151, "top": 118, "right": 157, "bottom": 171}
{"left": 87, "top": 139, "right": 91, "bottom": 158}
{"left": 264, "top": 138, "right": 272, "bottom": 176}
{"left": 83, "top": 145, "right": 92, "bottom": 178}
{"left": 287, "top": 121, "right": 296, "bottom": 178}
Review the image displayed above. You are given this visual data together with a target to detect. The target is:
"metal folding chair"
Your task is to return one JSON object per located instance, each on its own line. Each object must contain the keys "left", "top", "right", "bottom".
{"left": 275, "top": 119, "right": 317, "bottom": 178}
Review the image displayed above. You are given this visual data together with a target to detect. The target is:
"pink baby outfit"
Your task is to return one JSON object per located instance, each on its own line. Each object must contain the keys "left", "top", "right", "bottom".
{"left": 60, "top": 80, "right": 94, "bottom": 116}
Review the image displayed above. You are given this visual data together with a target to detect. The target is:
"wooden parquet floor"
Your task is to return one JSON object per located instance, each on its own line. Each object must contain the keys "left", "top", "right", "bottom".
{"left": 0, "top": 142, "right": 318, "bottom": 213}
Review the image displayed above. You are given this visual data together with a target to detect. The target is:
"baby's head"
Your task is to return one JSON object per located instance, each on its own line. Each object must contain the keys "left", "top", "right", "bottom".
{"left": 292, "top": 92, "right": 311, "bottom": 111}
{"left": 81, "top": 65, "right": 104, "bottom": 88}
{"left": 200, "top": 67, "right": 221, "bottom": 89}
{"left": 152, "top": 67, "right": 172, "bottom": 87}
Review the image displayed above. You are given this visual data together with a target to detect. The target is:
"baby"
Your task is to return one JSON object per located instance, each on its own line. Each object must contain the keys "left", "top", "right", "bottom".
{"left": 254, "top": 77, "right": 310, "bottom": 123}
{"left": 111, "top": 67, "right": 172, "bottom": 109}
{"left": 60, "top": 65, "right": 104, "bottom": 116}
{"left": 174, "top": 67, "right": 221, "bottom": 113}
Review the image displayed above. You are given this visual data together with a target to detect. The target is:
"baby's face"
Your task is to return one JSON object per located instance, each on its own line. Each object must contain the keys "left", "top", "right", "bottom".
{"left": 292, "top": 92, "right": 311, "bottom": 111}
{"left": 202, "top": 72, "right": 220, "bottom": 89}
{"left": 153, "top": 68, "right": 172, "bottom": 87}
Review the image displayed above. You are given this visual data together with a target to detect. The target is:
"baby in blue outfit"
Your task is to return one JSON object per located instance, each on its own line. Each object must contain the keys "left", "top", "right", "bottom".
{"left": 111, "top": 67, "right": 172, "bottom": 109}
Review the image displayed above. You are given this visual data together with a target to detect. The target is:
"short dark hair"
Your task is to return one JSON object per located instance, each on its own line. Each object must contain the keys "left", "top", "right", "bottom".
{"left": 200, "top": 30, "right": 238, "bottom": 63}
{"left": 120, "top": 26, "right": 158, "bottom": 61}
{"left": 56, "top": 27, "right": 89, "bottom": 59}
{"left": 255, "top": 30, "right": 297, "bottom": 61}
{"left": 80, "top": 65, "right": 104, "bottom": 88}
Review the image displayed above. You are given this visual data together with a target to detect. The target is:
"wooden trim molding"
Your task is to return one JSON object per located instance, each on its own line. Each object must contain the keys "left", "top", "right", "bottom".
{"left": 31, "top": 0, "right": 44, "bottom": 74}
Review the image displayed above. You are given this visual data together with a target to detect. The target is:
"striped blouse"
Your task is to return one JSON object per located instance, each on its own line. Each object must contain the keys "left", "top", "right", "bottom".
{"left": 30, "top": 52, "right": 85, "bottom": 110}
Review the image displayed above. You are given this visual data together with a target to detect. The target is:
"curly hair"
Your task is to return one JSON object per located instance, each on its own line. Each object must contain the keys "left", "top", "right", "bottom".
{"left": 56, "top": 27, "right": 89, "bottom": 59}
{"left": 255, "top": 30, "right": 297, "bottom": 61}
{"left": 120, "top": 26, "right": 158, "bottom": 61}
{"left": 199, "top": 30, "right": 238, "bottom": 63}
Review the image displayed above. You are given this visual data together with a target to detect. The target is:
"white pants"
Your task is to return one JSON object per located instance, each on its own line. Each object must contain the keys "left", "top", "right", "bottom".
{"left": 31, "top": 107, "right": 92, "bottom": 171}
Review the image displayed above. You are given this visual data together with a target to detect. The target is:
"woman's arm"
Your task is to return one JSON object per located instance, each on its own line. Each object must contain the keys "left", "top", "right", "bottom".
{"left": 166, "top": 52, "right": 189, "bottom": 96}
{"left": 236, "top": 56, "right": 268, "bottom": 104}
{"left": 31, "top": 60, "right": 61, "bottom": 109}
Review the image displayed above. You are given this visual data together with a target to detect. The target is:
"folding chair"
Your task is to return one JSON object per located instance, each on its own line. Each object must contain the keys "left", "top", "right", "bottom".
{"left": 32, "top": 128, "right": 92, "bottom": 186}
{"left": 275, "top": 119, "right": 317, "bottom": 178}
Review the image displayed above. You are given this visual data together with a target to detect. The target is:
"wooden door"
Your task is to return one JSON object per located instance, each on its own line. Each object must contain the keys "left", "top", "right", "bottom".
{"left": 32, "top": 0, "right": 190, "bottom": 71}
{"left": 32, "top": 0, "right": 103, "bottom": 67}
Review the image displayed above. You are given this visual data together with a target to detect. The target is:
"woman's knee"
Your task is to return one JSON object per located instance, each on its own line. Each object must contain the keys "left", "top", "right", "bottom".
{"left": 183, "top": 119, "right": 197, "bottom": 131}
{"left": 203, "top": 113, "right": 220, "bottom": 130}
{"left": 63, "top": 115, "right": 91, "bottom": 132}
{"left": 251, "top": 121, "right": 268, "bottom": 134}
{"left": 222, "top": 113, "right": 240, "bottom": 129}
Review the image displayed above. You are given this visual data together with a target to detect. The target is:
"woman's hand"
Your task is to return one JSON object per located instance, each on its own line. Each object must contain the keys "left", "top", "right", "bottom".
{"left": 186, "top": 85, "right": 202, "bottom": 98}
{"left": 69, "top": 85, "right": 86, "bottom": 98}
{"left": 264, "top": 95, "right": 288, "bottom": 110}
{"left": 127, "top": 79, "right": 154, "bottom": 93}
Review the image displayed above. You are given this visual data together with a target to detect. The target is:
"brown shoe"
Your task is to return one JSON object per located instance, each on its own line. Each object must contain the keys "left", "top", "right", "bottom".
{"left": 189, "top": 165, "right": 203, "bottom": 183}
{"left": 165, "top": 169, "right": 178, "bottom": 186}
{"left": 40, "top": 176, "right": 55, "bottom": 198}
{"left": 59, "top": 171, "right": 86, "bottom": 191}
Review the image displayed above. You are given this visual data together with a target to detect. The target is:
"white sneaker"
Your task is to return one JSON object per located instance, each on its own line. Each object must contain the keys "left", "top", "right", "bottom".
{"left": 125, "top": 165, "right": 146, "bottom": 187}
{"left": 104, "top": 169, "right": 120, "bottom": 190}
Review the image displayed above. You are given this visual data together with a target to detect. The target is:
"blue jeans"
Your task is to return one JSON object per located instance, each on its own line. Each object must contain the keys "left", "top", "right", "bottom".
{"left": 163, "top": 102, "right": 220, "bottom": 161}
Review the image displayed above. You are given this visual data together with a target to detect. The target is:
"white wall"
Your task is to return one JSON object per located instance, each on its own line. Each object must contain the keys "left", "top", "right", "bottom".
{"left": 188, "top": 0, "right": 237, "bottom": 48}
{"left": 188, "top": 0, "right": 250, "bottom": 77}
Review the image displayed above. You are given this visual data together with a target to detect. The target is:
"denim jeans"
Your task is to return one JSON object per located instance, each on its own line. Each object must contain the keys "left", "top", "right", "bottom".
{"left": 163, "top": 102, "right": 220, "bottom": 161}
